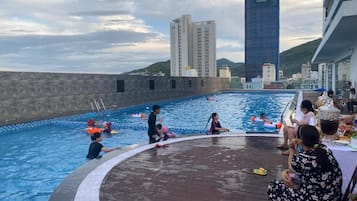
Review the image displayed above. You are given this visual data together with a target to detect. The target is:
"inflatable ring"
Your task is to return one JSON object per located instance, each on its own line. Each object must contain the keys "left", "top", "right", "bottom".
{"left": 86, "top": 127, "right": 102, "bottom": 135}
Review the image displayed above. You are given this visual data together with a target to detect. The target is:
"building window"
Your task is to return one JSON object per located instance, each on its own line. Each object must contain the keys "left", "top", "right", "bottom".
{"left": 171, "top": 80, "right": 176, "bottom": 89}
{"left": 188, "top": 80, "right": 192, "bottom": 88}
{"left": 149, "top": 80, "right": 155, "bottom": 90}
{"left": 201, "top": 80, "right": 204, "bottom": 87}
{"left": 116, "top": 80, "right": 125, "bottom": 92}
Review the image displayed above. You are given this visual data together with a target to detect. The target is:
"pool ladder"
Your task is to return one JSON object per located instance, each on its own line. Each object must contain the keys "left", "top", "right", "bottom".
{"left": 90, "top": 98, "right": 106, "bottom": 112}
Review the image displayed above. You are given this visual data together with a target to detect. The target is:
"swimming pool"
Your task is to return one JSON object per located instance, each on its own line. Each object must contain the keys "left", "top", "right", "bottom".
{"left": 0, "top": 92, "right": 293, "bottom": 201}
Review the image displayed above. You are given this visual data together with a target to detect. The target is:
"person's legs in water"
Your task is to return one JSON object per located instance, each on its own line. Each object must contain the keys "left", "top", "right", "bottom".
{"left": 148, "top": 134, "right": 156, "bottom": 144}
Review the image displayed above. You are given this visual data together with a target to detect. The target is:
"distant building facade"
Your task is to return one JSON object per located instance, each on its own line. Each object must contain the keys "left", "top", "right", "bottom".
{"left": 219, "top": 65, "right": 231, "bottom": 81}
{"left": 170, "top": 15, "right": 216, "bottom": 77}
{"left": 230, "top": 76, "right": 243, "bottom": 89}
{"left": 182, "top": 67, "right": 198, "bottom": 77}
{"left": 193, "top": 21, "right": 217, "bottom": 77}
{"left": 243, "top": 76, "right": 263, "bottom": 90}
{"left": 262, "top": 63, "right": 276, "bottom": 84}
{"left": 279, "top": 70, "right": 284, "bottom": 80}
{"left": 245, "top": 0, "right": 280, "bottom": 81}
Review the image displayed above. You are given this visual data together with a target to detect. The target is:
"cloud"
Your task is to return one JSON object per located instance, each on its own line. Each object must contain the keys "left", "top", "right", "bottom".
{"left": 70, "top": 10, "right": 130, "bottom": 17}
{"left": 0, "top": 0, "right": 324, "bottom": 72}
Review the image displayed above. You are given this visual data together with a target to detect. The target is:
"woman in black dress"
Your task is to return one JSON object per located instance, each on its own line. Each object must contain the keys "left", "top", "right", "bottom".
{"left": 267, "top": 125, "right": 342, "bottom": 201}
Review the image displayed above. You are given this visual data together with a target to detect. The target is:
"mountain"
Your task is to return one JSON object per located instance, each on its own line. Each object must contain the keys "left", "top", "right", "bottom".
{"left": 128, "top": 58, "right": 245, "bottom": 77}
{"left": 128, "top": 38, "right": 322, "bottom": 78}
{"left": 280, "top": 38, "right": 321, "bottom": 77}
{"left": 216, "top": 58, "right": 245, "bottom": 77}
{"left": 129, "top": 60, "right": 170, "bottom": 76}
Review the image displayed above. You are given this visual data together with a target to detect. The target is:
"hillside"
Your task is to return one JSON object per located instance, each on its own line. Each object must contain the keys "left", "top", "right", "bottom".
{"left": 128, "top": 59, "right": 245, "bottom": 77}
{"left": 128, "top": 38, "right": 322, "bottom": 78}
{"left": 130, "top": 60, "right": 170, "bottom": 76}
{"left": 280, "top": 38, "right": 321, "bottom": 77}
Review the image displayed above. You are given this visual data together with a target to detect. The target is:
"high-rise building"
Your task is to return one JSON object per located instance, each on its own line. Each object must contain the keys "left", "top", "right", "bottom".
{"left": 170, "top": 15, "right": 216, "bottom": 77}
{"left": 193, "top": 21, "right": 216, "bottom": 77}
{"left": 245, "top": 0, "right": 280, "bottom": 81}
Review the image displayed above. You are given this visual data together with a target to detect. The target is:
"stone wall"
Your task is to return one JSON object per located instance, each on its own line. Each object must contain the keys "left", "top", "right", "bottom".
{"left": 0, "top": 72, "right": 229, "bottom": 125}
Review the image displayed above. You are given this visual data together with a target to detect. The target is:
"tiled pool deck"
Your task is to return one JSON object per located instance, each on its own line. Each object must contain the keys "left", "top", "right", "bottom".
{"left": 100, "top": 136, "right": 286, "bottom": 201}
{"left": 63, "top": 134, "right": 286, "bottom": 201}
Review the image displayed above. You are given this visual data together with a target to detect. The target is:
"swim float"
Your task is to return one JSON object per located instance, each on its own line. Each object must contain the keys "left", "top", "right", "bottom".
{"left": 250, "top": 116, "right": 282, "bottom": 129}
{"left": 130, "top": 113, "right": 146, "bottom": 118}
{"left": 86, "top": 127, "right": 102, "bottom": 135}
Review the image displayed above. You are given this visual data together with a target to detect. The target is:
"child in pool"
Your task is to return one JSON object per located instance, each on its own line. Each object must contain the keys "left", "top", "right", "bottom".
{"left": 157, "top": 124, "right": 176, "bottom": 141}
{"left": 86, "top": 132, "right": 120, "bottom": 160}
{"left": 209, "top": 113, "right": 229, "bottom": 134}
{"left": 102, "top": 121, "right": 112, "bottom": 134}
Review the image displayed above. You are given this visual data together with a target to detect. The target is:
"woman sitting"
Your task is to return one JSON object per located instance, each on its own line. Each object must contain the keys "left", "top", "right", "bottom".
{"left": 209, "top": 113, "right": 229, "bottom": 134}
{"left": 277, "top": 100, "right": 316, "bottom": 153}
{"left": 267, "top": 125, "right": 342, "bottom": 201}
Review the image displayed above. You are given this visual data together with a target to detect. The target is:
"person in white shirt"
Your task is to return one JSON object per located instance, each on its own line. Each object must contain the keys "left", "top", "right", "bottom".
{"left": 277, "top": 100, "right": 316, "bottom": 154}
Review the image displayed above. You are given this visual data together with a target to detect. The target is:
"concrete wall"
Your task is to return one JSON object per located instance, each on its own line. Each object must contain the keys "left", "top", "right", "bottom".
{"left": 0, "top": 72, "right": 229, "bottom": 125}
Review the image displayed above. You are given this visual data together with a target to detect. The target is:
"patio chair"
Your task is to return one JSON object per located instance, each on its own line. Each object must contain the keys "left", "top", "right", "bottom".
{"left": 342, "top": 165, "right": 357, "bottom": 201}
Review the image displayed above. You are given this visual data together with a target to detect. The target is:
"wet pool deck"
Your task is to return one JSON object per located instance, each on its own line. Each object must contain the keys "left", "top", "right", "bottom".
{"left": 100, "top": 136, "right": 287, "bottom": 201}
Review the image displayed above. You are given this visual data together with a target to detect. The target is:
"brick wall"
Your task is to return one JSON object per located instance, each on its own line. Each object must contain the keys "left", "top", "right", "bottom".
{"left": 0, "top": 72, "right": 229, "bottom": 125}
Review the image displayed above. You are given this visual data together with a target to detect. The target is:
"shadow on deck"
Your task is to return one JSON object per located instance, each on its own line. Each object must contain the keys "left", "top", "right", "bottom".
{"left": 100, "top": 137, "right": 287, "bottom": 201}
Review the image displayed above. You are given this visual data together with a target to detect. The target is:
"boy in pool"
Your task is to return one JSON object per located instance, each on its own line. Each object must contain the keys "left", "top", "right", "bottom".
{"left": 260, "top": 113, "right": 271, "bottom": 123}
{"left": 148, "top": 105, "right": 161, "bottom": 143}
{"left": 86, "top": 132, "right": 120, "bottom": 160}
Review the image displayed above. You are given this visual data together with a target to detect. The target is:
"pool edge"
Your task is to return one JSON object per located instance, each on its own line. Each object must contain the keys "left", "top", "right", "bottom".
{"left": 50, "top": 133, "right": 282, "bottom": 201}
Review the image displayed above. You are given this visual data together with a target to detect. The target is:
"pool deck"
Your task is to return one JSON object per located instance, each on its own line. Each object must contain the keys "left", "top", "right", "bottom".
{"left": 100, "top": 136, "right": 286, "bottom": 201}
{"left": 51, "top": 133, "right": 288, "bottom": 201}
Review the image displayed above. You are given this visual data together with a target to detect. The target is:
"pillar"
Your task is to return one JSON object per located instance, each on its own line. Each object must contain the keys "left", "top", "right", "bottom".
{"left": 332, "top": 63, "right": 336, "bottom": 92}
{"left": 351, "top": 48, "right": 357, "bottom": 88}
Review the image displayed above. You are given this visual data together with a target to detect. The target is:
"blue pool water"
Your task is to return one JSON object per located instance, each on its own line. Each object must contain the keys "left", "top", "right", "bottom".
{"left": 0, "top": 92, "right": 293, "bottom": 201}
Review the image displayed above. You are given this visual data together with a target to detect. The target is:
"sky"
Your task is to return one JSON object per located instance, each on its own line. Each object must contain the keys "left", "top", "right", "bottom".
{"left": 0, "top": 0, "right": 323, "bottom": 74}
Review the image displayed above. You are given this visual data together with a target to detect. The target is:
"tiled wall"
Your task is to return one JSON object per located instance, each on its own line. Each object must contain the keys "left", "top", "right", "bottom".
{"left": 0, "top": 72, "right": 229, "bottom": 125}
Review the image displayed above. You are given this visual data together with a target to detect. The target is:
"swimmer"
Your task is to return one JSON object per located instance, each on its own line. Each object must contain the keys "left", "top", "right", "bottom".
{"left": 86, "top": 132, "right": 120, "bottom": 160}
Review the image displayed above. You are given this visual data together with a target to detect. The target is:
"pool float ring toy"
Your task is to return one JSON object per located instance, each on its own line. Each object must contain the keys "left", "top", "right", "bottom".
{"left": 130, "top": 113, "right": 146, "bottom": 118}
{"left": 264, "top": 122, "right": 282, "bottom": 129}
{"left": 86, "top": 127, "right": 102, "bottom": 135}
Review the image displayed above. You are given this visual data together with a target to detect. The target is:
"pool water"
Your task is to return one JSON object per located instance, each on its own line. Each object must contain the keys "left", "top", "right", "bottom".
{"left": 103, "top": 92, "right": 293, "bottom": 132}
{"left": 0, "top": 92, "right": 293, "bottom": 201}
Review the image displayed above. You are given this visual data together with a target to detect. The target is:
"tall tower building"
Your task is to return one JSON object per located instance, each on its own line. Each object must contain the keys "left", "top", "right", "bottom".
{"left": 170, "top": 15, "right": 216, "bottom": 77}
{"left": 193, "top": 21, "right": 216, "bottom": 77}
{"left": 245, "top": 0, "right": 280, "bottom": 81}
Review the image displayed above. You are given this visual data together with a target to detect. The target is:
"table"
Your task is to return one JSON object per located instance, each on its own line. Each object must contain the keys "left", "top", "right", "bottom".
{"left": 328, "top": 144, "right": 357, "bottom": 192}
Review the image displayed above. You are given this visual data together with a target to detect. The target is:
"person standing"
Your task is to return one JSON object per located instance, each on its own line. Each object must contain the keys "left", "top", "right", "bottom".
{"left": 148, "top": 105, "right": 161, "bottom": 143}
{"left": 348, "top": 88, "right": 357, "bottom": 112}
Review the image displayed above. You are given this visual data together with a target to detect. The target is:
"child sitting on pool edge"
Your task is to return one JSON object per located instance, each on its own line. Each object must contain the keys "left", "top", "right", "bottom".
{"left": 86, "top": 132, "right": 120, "bottom": 160}
{"left": 157, "top": 124, "right": 176, "bottom": 141}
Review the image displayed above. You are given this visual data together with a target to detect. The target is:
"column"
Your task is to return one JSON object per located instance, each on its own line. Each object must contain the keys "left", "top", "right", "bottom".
{"left": 351, "top": 48, "right": 357, "bottom": 88}
{"left": 325, "top": 64, "right": 329, "bottom": 89}
{"left": 332, "top": 63, "right": 336, "bottom": 92}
